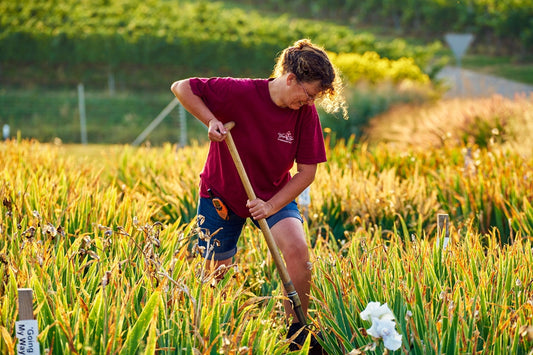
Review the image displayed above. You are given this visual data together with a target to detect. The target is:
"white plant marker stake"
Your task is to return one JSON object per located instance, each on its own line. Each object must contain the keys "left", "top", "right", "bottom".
{"left": 437, "top": 213, "right": 450, "bottom": 250}
{"left": 16, "top": 288, "right": 40, "bottom": 355}
{"left": 298, "top": 186, "right": 311, "bottom": 219}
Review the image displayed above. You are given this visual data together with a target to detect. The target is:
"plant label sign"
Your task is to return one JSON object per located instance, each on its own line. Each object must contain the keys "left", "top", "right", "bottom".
{"left": 298, "top": 186, "right": 311, "bottom": 207}
{"left": 15, "top": 319, "right": 40, "bottom": 355}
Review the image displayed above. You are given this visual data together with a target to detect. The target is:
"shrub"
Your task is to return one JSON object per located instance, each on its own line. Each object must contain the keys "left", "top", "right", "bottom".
{"left": 0, "top": 0, "right": 441, "bottom": 79}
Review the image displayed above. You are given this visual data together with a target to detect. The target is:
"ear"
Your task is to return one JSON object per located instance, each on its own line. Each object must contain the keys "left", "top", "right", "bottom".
{"left": 286, "top": 72, "right": 297, "bottom": 85}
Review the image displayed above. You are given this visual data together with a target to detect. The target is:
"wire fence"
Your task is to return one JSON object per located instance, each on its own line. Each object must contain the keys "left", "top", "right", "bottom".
{"left": 0, "top": 86, "right": 207, "bottom": 146}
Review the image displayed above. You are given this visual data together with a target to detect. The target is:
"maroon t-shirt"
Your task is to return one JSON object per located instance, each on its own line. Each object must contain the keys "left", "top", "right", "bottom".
{"left": 190, "top": 77, "right": 327, "bottom": 218}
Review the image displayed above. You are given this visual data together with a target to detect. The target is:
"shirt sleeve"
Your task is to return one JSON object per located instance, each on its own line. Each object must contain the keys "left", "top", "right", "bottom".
{"left": 295, "top": 106, "right": 327, "bottom": 164}
{"left": 189, "top": 77, "right": 233, "bottom": 119}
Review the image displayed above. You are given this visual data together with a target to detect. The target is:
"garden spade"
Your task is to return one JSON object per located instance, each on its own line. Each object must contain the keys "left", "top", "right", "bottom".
{"left": 223, "top": 121, "right": 307, "bottom": 327}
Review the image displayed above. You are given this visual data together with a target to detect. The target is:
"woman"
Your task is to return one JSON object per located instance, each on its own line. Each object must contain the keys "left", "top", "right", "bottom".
{"left": 171, "top": 39, "right": 345, "bottom": 352}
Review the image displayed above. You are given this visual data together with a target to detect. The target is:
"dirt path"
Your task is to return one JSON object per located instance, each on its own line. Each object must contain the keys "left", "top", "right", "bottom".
{"left": 436, "top": 66, "right": 533, "bottom": 99}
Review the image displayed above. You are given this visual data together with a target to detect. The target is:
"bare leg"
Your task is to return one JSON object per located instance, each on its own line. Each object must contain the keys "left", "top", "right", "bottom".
{"left": 270, "top": 217, "right": 311, "bottom": 323}
{"left": 205, "top": 217, "right": 311, "bottom": 321}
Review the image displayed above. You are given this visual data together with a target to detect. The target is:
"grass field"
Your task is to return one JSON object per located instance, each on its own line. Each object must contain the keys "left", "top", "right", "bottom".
{"left": 1, "top": 94, "right": 532, "bottom": 354}
{"left": 2, "top": 6, "right": 532, "bottom": 354}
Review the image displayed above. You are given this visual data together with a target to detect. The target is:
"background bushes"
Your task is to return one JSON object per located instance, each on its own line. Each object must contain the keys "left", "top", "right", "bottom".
{"left": 0, "top": 0, "right": 443, "bottom": 83}
{"left": 229, "top": 0, "right": 533, "bottom": 58}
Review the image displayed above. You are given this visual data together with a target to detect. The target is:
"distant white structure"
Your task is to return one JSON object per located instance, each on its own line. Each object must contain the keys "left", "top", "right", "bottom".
{"left": 2, "top": 124, "right": 9, "bottom": 140}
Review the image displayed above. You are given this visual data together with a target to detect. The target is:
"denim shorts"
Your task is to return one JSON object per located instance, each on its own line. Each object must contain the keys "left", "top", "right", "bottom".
{"left": 196, "top": 197, "right": 303, "bottom": 260}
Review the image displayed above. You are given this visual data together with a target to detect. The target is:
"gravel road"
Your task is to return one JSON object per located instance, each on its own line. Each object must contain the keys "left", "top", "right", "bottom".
{"left": 436, "top": 66, "right": 533, "bottom": 99}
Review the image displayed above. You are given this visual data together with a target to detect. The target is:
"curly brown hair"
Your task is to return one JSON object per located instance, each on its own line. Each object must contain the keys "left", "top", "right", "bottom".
{"left": 272, "top": 39, "right": 347, "bottom": 118}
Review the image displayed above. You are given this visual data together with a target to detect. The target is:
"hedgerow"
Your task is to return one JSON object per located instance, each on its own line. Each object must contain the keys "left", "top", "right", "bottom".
{"left": 0, "top": 0, "right": 442, "bottom": 78}
{"left": 229, "top": 0, "right": 533, "bottom": 57}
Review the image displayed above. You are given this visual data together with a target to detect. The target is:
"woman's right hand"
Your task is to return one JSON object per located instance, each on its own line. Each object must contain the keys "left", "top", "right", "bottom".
{"left": 171, "top": 80, "right": 228, "bottom": 141}
{"left": 208, "top": 119, "right": 228, "bottom": 142}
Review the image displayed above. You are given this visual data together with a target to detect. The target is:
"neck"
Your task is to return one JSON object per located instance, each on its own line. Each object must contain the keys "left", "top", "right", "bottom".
{"left": 268, "top": 76, "right": 287, "bottom": 108}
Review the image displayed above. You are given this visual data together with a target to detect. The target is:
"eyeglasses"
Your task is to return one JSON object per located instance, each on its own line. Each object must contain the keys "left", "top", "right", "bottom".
{"left": 297, "top": 81, "right": 318, "bottom": 102}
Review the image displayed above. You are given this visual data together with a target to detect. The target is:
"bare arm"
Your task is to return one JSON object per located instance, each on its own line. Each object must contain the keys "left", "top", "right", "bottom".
{"left": 170, "top": 79, "right": 227, "bottom": 141}
{"left": 247, "top": 163, "right": 317, "bottom": 220}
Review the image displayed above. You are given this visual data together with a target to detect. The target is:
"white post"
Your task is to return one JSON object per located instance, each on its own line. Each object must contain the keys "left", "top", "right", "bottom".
{"left": 179, "top": 103, "right": 187, "bottom": 147}
{"left": 78, "top": 83, "right": 88, "bottom": 145}
{"left": 2, "top": 124, "right": 9, "bottom": 140}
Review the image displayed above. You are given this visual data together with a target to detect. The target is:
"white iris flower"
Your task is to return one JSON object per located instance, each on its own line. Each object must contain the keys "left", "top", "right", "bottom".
{"left": 360, "top": 302, "right": 402, "bottom": 351}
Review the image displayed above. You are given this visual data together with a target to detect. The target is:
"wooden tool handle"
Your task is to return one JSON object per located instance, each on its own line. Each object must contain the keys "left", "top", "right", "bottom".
{"left": 223, "top": 121, "right": 307, "bottom": 325}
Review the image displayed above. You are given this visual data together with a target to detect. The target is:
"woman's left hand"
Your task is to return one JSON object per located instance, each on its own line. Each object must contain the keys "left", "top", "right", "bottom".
{"left": 246, "top": 199, "right": 274, "bottom": 220}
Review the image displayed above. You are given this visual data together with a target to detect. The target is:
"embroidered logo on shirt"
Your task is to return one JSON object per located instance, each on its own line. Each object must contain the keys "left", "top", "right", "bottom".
{"left": 277, "top": 131, "right": 294, "bottom": 144}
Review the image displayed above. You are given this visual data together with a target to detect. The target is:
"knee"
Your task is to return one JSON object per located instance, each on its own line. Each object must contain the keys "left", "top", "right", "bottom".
{"left": 282, "top": 238, "right": 309, "bottom": 263}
